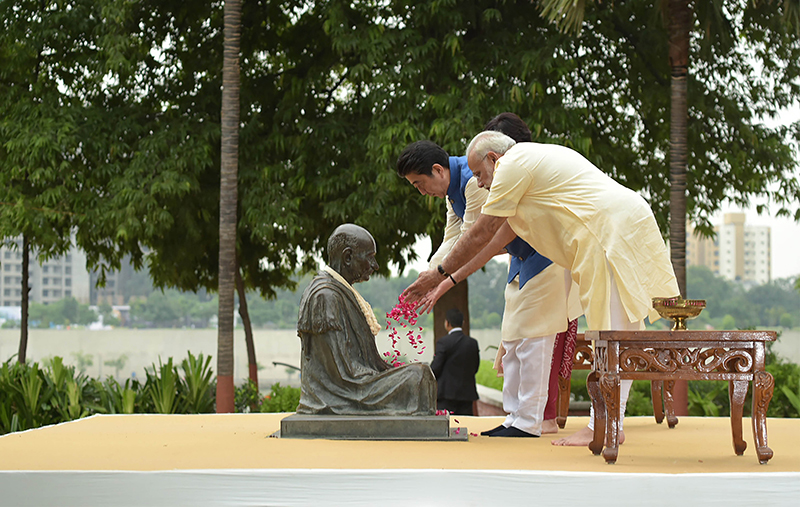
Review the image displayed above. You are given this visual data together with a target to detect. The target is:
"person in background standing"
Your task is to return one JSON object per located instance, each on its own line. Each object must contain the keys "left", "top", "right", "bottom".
{"left": 430, "top": 308, "right": 480, "bottom": 416}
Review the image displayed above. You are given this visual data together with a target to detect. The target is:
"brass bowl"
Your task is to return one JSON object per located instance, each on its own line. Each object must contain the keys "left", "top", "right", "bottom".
{"left": 652, "top": 296, "right": 706, "bottom": 330}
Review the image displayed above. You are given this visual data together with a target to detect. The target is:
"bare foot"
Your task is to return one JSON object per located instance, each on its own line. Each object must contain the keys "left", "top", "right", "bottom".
{"left": 550, "top": 425, "right": 626, "bottom": 446}
{"left": 541, "top": 419, "right": 559, "bottom": 434}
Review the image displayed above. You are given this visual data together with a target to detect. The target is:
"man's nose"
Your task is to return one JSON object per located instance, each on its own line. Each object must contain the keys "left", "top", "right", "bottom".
{"left": 371, "top": 259, "right": 380, "bottom": 271}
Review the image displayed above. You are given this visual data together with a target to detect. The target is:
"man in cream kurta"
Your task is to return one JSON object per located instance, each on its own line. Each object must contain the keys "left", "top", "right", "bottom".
{"left": 397, "top": 140, "right": 581, "bottom": 436}
{"left": 481, "top": 142, "right": 678, "bottom": 331}
{"left": 403, "top": 131, "right": 679, "bottom": 446}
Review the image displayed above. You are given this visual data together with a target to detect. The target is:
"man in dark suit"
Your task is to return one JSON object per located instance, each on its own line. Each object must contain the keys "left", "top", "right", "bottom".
{"left": 430, "top": 308, "right": 480, "bottom": 415}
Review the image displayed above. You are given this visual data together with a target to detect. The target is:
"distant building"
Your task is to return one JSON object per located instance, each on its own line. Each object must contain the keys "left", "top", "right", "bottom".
{"left": 686, "top": 212, "right": 771, "bottom": 286}
{"left": 0, "top": 236, "right": 137, "bottom": 307}
{"left": 0, "top": 238, "right": 91, "bottom": 306}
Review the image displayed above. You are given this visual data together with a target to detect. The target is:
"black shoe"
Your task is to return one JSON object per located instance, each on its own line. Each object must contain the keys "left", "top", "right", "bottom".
{"left": 480, "top": 424, "right": 508, "bottom": 436}
{"left": 491, "top": 426, "right": 540, "bottom": 438}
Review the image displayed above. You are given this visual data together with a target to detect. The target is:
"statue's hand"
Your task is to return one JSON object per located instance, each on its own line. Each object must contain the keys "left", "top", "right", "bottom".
{"left": 401, "top": 269, "right": 442, "bottom": 304}
{"left": 417, "top": 279, "right": 452, "bottom": 314}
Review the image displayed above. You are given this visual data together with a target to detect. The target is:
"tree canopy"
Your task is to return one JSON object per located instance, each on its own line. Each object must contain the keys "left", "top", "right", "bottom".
{"left": 1, "top": 0, "right": 798, "bottom": 304}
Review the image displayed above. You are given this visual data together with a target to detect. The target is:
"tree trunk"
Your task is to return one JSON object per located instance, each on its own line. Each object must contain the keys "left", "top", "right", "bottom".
{"left": 433, "top": 279, "right": 470, "bottom": 347}
{"left": 235, "top": 266, "right": 258, "bottom": 387}
{"left": 17, "top": 235, "right": 30, "bottom": 364}
{"left": 668, "top": 0, "right": 690, "bottom": 297}
{"left": 216, "top": 0, "right": 242, "bottom": 413}
{"left": 668, "top": 0, "right": 691, "bottom": 416}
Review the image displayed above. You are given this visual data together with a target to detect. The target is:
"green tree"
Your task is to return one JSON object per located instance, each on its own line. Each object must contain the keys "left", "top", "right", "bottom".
{"left": 0, "top": 1, "right": 104, "bottom": 361}
{"left": 538, "top": 0, "right": 800, "bottom": 295}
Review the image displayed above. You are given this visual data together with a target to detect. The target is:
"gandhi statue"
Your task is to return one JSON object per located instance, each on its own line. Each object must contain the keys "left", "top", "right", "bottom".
{"left": 296, "top": 224, "right": 437, "bottom": 416}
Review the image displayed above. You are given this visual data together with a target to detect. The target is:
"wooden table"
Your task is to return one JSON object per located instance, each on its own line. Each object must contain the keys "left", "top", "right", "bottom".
{"left": 586, "top": 329, "right": 777, "bottom": 464}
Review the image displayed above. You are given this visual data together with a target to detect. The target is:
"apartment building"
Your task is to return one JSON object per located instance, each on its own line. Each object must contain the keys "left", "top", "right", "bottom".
{"left": 0, "top": 239, "right": 91, "bottom": 306}
{"left": 686, "top": 212, "right": 771, "bottom": 286}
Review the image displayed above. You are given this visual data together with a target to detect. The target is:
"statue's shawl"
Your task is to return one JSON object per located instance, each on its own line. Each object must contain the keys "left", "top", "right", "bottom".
{"left": 296, "top": 272, "right": 435, "bottom": 416}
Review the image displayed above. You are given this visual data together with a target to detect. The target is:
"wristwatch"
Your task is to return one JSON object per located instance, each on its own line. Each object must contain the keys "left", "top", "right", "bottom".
{"left": 437, "top": 264, "right": 448, "bottom": 277}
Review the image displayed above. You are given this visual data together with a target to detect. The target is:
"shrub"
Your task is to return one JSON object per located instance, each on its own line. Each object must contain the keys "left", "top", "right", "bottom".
{"left": 475, "top": 360, "right": 503, "bottom": 391}
{"left": 234, "top": 379, "right": 262, "bottom": 413}
{"left": 260, "top": 383, "right": 301, "bottom": 413}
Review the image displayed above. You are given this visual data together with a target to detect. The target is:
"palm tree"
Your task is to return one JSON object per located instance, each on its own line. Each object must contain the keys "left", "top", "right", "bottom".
{"left": 538, "top": 0, "right": 799, "bottom": 299}
{"left": 667, "top": 0, "right": 690, "bottom": 297}
{"left": 217, "top": 0, "right": 242, "bottom": 413}
{"left": 540, "top": 0, "right": 690, "bottom": 294}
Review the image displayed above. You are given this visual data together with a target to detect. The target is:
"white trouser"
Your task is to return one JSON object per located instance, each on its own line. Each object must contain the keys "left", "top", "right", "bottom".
{"left": 587, "top": 268, "right": 641, "bottom": 431}
{"left": 501, "top": 334, "right": 556, "bottom": 435}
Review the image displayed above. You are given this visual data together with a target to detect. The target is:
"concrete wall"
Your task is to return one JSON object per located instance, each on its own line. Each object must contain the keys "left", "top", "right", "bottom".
{"left": 0, "top": 328, "right": 504, "bottom": 389}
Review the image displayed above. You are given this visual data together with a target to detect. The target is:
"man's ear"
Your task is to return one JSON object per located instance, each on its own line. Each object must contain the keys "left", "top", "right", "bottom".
{"left": 431, "top": 163, "right": 446, "bottom": 177}
{"left": 342, "top": 247, "right": 353, "bottom": 266}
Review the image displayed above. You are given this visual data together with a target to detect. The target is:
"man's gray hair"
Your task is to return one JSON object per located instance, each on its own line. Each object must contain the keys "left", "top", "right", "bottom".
{"left": 466, "top": 131, "right": 516, "bottom": 160}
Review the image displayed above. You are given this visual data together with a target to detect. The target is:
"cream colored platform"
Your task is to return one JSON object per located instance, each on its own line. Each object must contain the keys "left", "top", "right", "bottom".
{"left": 1, "top": 414, "right": 799, "bottom": 506}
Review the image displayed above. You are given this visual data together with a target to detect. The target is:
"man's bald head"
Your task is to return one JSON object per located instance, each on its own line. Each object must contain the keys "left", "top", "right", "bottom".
{"left": 327, "top": 224, "right": 379, "bottom": 284}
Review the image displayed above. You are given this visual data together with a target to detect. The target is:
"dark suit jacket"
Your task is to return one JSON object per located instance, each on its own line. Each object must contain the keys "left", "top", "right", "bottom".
{"left": 429, "top": 330, "right": 480, "bottom": 402}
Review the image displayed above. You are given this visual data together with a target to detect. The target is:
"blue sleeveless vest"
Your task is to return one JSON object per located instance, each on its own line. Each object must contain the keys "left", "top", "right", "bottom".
{"left": 445, "top": 157, "right": 552, "bottom": 289}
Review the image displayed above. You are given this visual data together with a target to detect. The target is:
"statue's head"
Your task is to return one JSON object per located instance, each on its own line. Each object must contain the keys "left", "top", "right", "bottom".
{"left": 327, "top": 224, "right": 379, "bottom": 285}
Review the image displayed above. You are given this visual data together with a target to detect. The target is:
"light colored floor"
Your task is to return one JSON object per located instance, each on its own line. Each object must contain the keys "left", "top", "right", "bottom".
{"left": 1, "top": 414, "right": 798, "bottom": 474}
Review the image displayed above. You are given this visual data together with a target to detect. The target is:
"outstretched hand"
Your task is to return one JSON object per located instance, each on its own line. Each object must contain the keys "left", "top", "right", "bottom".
{"left": 417, "top": 279, "right": 454, "bottom": 314}
{"left": 401, "top": 269, "right": 443, "bottom": 304}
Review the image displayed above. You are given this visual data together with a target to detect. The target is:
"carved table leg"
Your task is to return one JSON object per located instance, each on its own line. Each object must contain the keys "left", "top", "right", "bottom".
{"left": 600, "top": 373, "right": 620, "bottom": 464}
{"left": 557, "top": 376, "right": 571, "bottom": 429}
{"left": 663, "top": 379, "right": 679, "bottom": 428}
{"left": 651, "top": 380, "right": 664, "bottom": 424}
{"left": 752, "top": 371, "right": 774, "bottom": 464}
{"left": 587, "top": 371, "right": 605, "bottom": 456}
{"left": 728, "top": 380, "right": 748, "bottom": 456}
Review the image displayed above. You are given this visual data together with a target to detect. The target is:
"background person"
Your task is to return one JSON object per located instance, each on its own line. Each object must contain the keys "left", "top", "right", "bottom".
{"left": 429, "top": 308, "right": 480, "bottom": 416}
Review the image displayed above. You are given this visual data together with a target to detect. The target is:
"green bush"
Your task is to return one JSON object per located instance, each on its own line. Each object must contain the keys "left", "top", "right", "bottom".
{"left": 260, "top": 383, "right": 301, "bottom": 413}
{"left": 234, "top": 379, "right": 261, "bottom": 413}
{"left": 0, "top": 351, "right": 217, "bottom": 435}
{"left": 475, "top": 360, "right": 503, "bottom": 391}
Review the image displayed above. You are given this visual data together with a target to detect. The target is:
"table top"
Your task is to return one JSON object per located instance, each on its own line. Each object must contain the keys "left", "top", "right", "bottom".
{"left": 584, "top": 329, "right": 777, "bottom": 343}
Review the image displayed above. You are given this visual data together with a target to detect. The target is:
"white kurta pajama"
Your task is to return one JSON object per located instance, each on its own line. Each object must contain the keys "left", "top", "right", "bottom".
{"left": 482, "top": 143, "right": 680, "bottom": 429}
{"left": 497, "top": 263, "right": 582, "bottom": 434}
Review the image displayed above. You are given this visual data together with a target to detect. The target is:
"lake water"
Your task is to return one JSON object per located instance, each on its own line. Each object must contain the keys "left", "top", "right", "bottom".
{"left": 2, "top": 328, "right": 797, "bottom": 388}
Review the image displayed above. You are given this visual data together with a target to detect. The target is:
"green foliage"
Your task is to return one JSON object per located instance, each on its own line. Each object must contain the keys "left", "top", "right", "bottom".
{"left": 146, "top": 358, "right": 179, "bottom": 414}
{"left": 29, "top": 298, "right": 98, "bottom": 328}
{"left": 475, "top": 360, "right": 503, "bottom": 391}
{"left": 234, "top": 379, "right": 262, "bottom": 413}
{"left": 143, "top": 353, "right": 215, "bottom": 414}
{"left": 626, "top": 382, "right": 655, "bottom": 417}
{"left": 0, "top": 352, "right": 221, "bottom": 434}
{"left": 180, "top": 353, "right": 215, "bottom": 414}
{"left": 686, "top": 266, "right": 800, "bottom": 330}
{"left": 260, "top": 383, "right": 301, "bottom": 414}
{"left": 781, "top": 380, "right": 800, "bottom": 415}
{"left": 129, "top": 290, "right": 218, "bottom": 328}
{"left": 688, "top": 381, "right": 728, "bottom": 417}
{"left": 766, "top": 356, "right": 800, "bottom": 418}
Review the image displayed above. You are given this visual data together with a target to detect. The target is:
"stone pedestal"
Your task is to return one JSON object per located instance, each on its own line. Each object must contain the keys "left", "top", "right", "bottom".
{"left": 277, "top": 414, "right": 468, "bottom": 441}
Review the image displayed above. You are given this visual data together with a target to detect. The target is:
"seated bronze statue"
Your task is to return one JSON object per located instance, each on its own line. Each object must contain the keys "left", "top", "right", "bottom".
{"left": 296, "top": 224, "right": 436, "bottom": 416}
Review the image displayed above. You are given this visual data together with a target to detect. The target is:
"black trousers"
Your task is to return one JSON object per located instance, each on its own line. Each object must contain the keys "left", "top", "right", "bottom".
{"left": 437, "top": 398, "right": 474, "bottom": 416}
